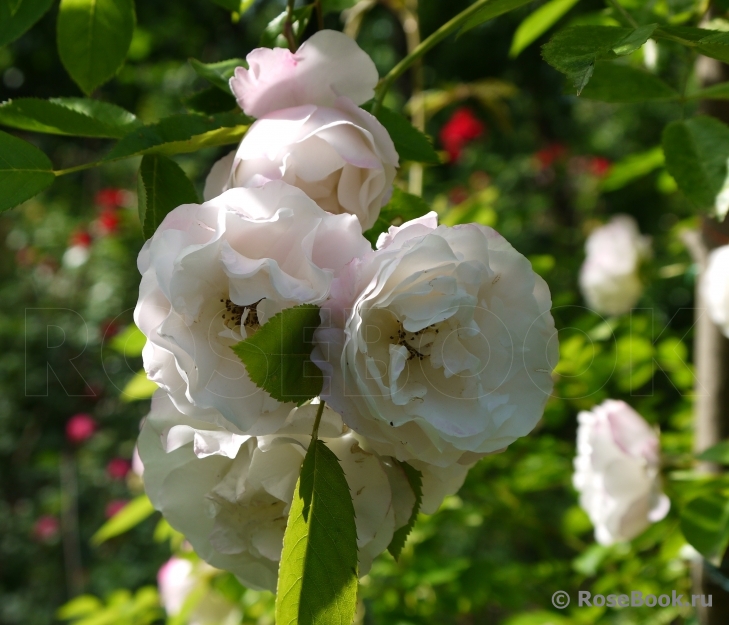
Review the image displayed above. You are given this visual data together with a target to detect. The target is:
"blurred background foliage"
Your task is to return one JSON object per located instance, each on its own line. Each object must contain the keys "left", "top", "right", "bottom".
{"left": 0, "top": 0, "right": 708, "bottom": 622}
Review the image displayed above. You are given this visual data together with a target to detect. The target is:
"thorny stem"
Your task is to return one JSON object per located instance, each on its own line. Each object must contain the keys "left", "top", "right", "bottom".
{"left": 284, "top": 0, "right": 298, "bottom": 51}
{"left": 311, "top": 399, "right": 326, "bottom": 441}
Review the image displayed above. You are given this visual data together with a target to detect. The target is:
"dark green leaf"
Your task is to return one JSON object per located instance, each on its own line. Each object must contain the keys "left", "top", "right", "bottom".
{"left": 698, "top": 441, "right": 729, "bottom": 464}
{"left": 0, "top": 130, "right": 55, "bottom": 212}
{"left": 365, "top": 104, "right": 440, "bottom": 164}
{"left": 210, "top": 0, "right": 240, "bottom": 10}
{"left": 612, "top": 23, "right": 657, "bottom": 56}
{"left": 0, "top": 0, "right": 53, "bottom": 46}
{"left": 182, "top": 87, "right": 238, "bottom": 114}
{"left": 387, "top": 461, "right": 423, "bottom": 560}
{"left": 231, "top": 304, "right": 323, "bottom": 403}
{"left": 321, "top": 0, "right": 357, "bottom": 13}
{"left": 662, "top": 116, "right": 729, "bottom": 209}
{"left": 260, "top": 5, "right": 313, "bottom": 49}
{"left": 275, "top": 438, "right": 358, "bottom": 625}
{"left": 460, "top": 0, "right": 537, "bottom": 36}
{"left": 0, "top": 97, "right": 140, "bottom": 138}
{"left": 138, "top": 155, "right": 199, "bottom": 240}
{"left": 57, "top": 0, "right": 135, "bottom": 95}
{"left": 365, "top": 187, "right": 431, "bottom": 246}
{"left": 578, "top": 63, "right": 678, "bottom": 103}
{"left": 681, "top": 491, "right": 729, "bottom": 559}
{"left": 90, "top": 495, "right": 156, "bottom": 545}
{"left": 509, "top": 0, "right": 580, "bottom": 58}
{"left": 189, "top": 57, "right": 245, "bottom": 93}
{"left": 658, "top": 26, "right": 729, "bottom": 63}
{"left": 690, "top": 82, "right": 729, "bottom": 101}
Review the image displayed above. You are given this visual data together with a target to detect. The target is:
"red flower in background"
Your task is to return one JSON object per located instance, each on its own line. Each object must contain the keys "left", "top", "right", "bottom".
{"left": 107, "top": 458, "right": 132, "bottom": 480}
{"left": 440, "top": 107, "right": 485, "bottom": 162}
{"left": 589, "top": 156, "right": 611, "bottom": 177}
{"left": 96, "top": 208, "right": 120, "bottom": 236}
{"left": 70, "top": 230, "right": 92, "bottom": 247}
{"left": 535, "top": 143, "right": 567, "bottom": 169}
{"left": 32, "top": 515, "right": 60, "bottom": 542}
{"left": 105, "top": 500, "right": 128, "bottom": 519}
{"left": 66, "top": 413, "right": 97, "bottom": 444}
{"left": 95, "top": 188, "right": 126, "bottom": 210}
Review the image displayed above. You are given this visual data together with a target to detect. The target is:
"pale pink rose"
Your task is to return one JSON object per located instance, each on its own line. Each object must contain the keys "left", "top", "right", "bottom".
{"left": 573, "top": 399, "right": 670, "bottom": 545}
{"left": 313, "top": 213, "right": 558, "bottom": 467}
{"left": 702, "top": 244, "right": 729, "bottom": 338}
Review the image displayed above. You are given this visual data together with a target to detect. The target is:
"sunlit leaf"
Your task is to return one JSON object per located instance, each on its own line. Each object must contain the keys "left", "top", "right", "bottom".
{"left": 0, "top": 130, "right": 55, "bottom": 212}
{"left": 91, "top": 495, "right": 156, "bottom": 545}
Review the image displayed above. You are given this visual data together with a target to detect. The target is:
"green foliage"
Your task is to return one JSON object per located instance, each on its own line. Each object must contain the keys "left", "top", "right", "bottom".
{"left": 680, "top": 489, "right": 729, "bottom": 559}
{"left": 188, "top": 57, "right": 245, "bottom": 93}
{"left": 109, "top": 324, "right": 146, "bottom": 357}
{"left": 121, "top": 369, "right": 158, "bottom": 402}
{"left": 658, "top": 26, "right": 729, "bottom": 64}
{"left": 365, "top": 187, "right": 431, "bottom": 246}
{"left": 57, "top": 587, "right": 161, "bottom": 625}
{"left": 232, "top": 304, "right": 323, "bottom": 403}
{"left": 91, "top": 495, "right": 156, "bottom": 545}
{"left": 600, "top": 146, "right": 664, "bottom": 192}
{"left": 509, "top": 0, "right": 580, "bottom": 58}
{"left": 0, "top": 98, "right": 140, "bottom": 138}
{"left": 460, "top": 0, "right": 537, "bottom": 35}
{"left": 367, "top": 105, "right": 440, "bottom": 164}
{"left": 0, "top": 129, "right": 55, "bottom": 212}
{"left": 321, "top": 0, "right": 357, "bottom": 13}
{"left": 387, "top": 461, "right": 423, "bottom": 560}
{"left": 260, "top": 6, "right": 313, "bottom": 48}
{"left": 275, "top": 439, "right": 358, "bottom": 625}
{"left": 697, "top": 441, "right": 729, "bottom": 464}
{"left": 210, "top": 0, "right": 242, "bottom": 11}
{"left": 579, "top": 63, "right": 678, "bottom": 103}
{"left": 663, "top": 116, "right": 729, "bottom": 210}
{"left": 182, "top": 87, "right": 238, "bottom": 114}
{"left": 0, "top": 0, "right": 53, "bottom": 46}
{"left": 57, "top": 0, "right": 136, "bottom": 95}
{"left": 138, "top": 154, "right": 199, "bottom": 239}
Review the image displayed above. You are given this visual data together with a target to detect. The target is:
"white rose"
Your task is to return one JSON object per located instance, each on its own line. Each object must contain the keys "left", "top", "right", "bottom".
{"left": 158, "top": 557, "right": 241, "bottom": 625}
{"left": 313, "top": 213, "right": 559, "bottom": 467}
{"left": 140, "top": 392, "right": 463, "bottom": 590}
{"left": 702, "top": 244, "right": 729, "bottom": 338}
{"left": 573, "top": 399, "right": 670, "bottom": 545}
{"left": 134, "top": 181, "right": 371, "bottom": 435}
{"left": 204, "top": 31, "right": 398, "bottom": 230}
{"left": 579, "top": 215, "right": 651, "bottom": 316}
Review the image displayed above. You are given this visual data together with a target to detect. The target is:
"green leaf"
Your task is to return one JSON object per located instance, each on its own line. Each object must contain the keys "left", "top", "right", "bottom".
{"left": 275, "top": 438, "right": 358, "bottom": 625}
{"left": 109, "top": 324, "right": 146, "bottom": 357}
{"left": 600, "top": 146, "right": 664, "bottom": 192}
{"left": 120, "top": 369, "right": 157, "bottom": 402}
{"left": 387, "top": 461, "right": 423, "bottom": 560}
{"left": 231, "top": 304, "right": 323, "bottom": 403}
{"left": 612, "top": 23, "right": 657, "bottom": 56}
{"left": 0, "top": 130, "right": 55, "bottom": 212}
{"left": 365, "top": 104, "right": 440, "bottom": 164}
{"left": 210, "top": 0, "right": 240, "bottom": 10}
{"left": 662, "top": 116, "right": 729, "bottom": 210}
{"left": 365, "top": 187, "right": 431, "bottom": 246}
{"left": 698, "top": 441, "right": 729, "bottom": 464}
{"left": 680, "top": 491, "right": 729, "bottom": 559}
{"left": 321, "top": 0, "right": 357, "bottom": 13}
{"left": 0, "top": 0, "right": 53, "bottom": 46}
{"left": 460, "top": 0, "right": 537, "bottom": 36}
{"left": 182, "top": 87, "right": 237, "bottom": 114}
{"left": 56, "top": 595, "right": 103, "bottom": 620}
{"left": 91, "top": 495, "right": 155, "bottom": 545}
{"left": 578, "top": 62, "right": 678, "bottom": 103}
{"left": 509, "top": 0, "right": 581, "bottom": 58}
{"left": 0, "top": 97, "right": 139, "bottom": 138}
{"left": 657, "top": 26, "right": 729, "bottom": 64}
{"left": 260, "top": 5, "right": 313, "bottom": 49}
{"left": 689, "top": 81, "right": 729, "bottom": 101}
{"left": 138, "top": 154, "right": 199, "bottom": 240}
{"left": 57, "top": 0, "right": 136, "bottom": 95}
{"left": 189, "top": 57, "right": 245, "bottom": 93}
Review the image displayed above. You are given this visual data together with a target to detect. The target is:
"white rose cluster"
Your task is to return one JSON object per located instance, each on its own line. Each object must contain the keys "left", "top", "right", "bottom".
{"left": 137, "top": 30, "right": 558, "bottom": 591}
{"left": 573, "top": 399, "right": 669, "bottom": 545}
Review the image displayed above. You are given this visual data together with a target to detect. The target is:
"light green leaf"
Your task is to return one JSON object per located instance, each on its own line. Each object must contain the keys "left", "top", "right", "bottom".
{"left": 364, "top": 187, "right": 431, "bottom": 246}
{"left": 365, "top": 104, "right": 440, "bottom": 164}
{"left": 108, "top": 324, "right": 146, "bottom": 357}
{"left": 182, "top": 87, "right": 237, "bottom": 114}
{"left": 275, "top": 438, "right": 358, "bottom": 625}
{"left": 612, "top": 23, "right": 657, "bottom": 56}
{"left": 189, "top": 57, "right": 245, "bottom": 93}
{"left": 663, "top": 116, "right": 729, "bottom": 210}
{"left": 231, "top": 304, "right": 323, "bottom": 403}
{"left": 0, "top": 98, "right": 139, "bottom": 138}
{"left": 509, "top": 0, "right": 581, "bottom": 58}
{"left": 91, "top": 495, "right": 155, "bottom": 545}
{"left": 0, "top": 0, "right": 53, "bottom": 46}
{"left": 600, "top": 146, "right": 664, "bottom": 192}
{"left": 0, "top": 130, "right": 55, "bottom": 212}
{"left": 138, "top": 154, "right": 199, "bottom": 239}
{"left": 387, "top": 461, "right": 423, "bottom": 560}
{"left": 680, "top": 491, "right": 729, "bottom": 559}
{"left": 260, "top": 5, "right": 313, "bottom": 49}
{"left": 460, "top": 0, "right": 537, "bottom": 36}
{"left": 579, "top": 62, "right": 678, "bottom": 103}
{"left": 698, "top": 441, "right": 729, "bottom": 464}
{"left": 57, "top": 0, "right": 136, "bottom": 95}
{"left": 56, "top": 596, "right": 103, "bottom": 620}
{"left": 120, "top": 369, "right": 157, "bottom": 402}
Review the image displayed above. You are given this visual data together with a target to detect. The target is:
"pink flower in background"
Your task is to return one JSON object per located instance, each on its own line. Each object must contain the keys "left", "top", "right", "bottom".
{"left": 107, "top": 458, "right": 132, "bottom": 480}
{"left": 535, "top": 143, "right": 567, "bottom": 169}
{"left": 95, "top": 188, "right": 126, "bottom": 210}
{"left": 32, "top": 515, "right": 60, "bottom": 542}
{"left": 105, "top": 500, "right": 128, "bottom": 519}
{"left": 66, "top": 413, "right": 96, "bottom": 444}
{"left": 440, "top": 108, "right": 485, "bottom": 162}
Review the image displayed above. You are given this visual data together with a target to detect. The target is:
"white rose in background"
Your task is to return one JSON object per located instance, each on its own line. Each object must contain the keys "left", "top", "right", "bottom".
{"left": 204, "top": 30, "right": 398, "bottom": 230}
{"left": 140, "top": 392, "right": 457, "bottom": 590}
{"left": 573, "top": 399, "right": 670, "bottom": 545}
{"left": 313, "top": 213, "right": 559, "bottom": 467}
{"left": 579, "top": 215, "right": 651, "bottom": 316}
{"left": 134, "top": 181, "right": 371, "bottom": 435}
{"left": 702, "top": 244, "right": 729, "bottom": 338}
{"left": 158, "top": 557, "right": 241, "bottom": 625}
